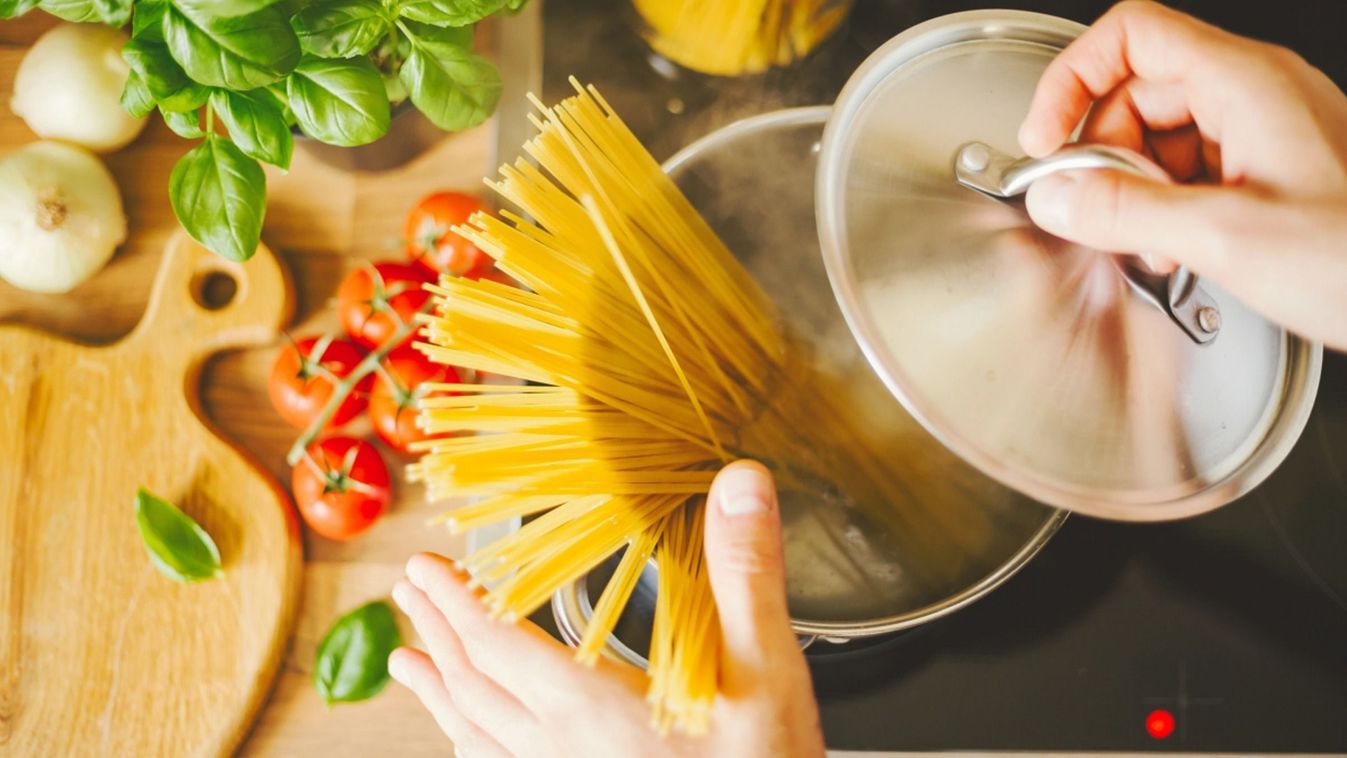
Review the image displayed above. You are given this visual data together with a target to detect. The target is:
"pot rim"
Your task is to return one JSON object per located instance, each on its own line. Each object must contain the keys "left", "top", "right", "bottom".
{"left": 551, "top": 105, "right": 1067, "bottom": 650}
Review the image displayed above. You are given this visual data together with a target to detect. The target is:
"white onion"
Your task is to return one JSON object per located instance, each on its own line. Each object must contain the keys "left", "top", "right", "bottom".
{"left": 10, "top": 23, "right": 148, "bottom": 153}
{"left": 0, "top": 141, "right": 127, "bottom": 293}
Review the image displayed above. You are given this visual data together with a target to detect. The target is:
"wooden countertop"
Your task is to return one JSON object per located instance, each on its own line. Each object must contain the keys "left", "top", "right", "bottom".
{"left": 1, "top": 13, "right": 493, "bottom": 755}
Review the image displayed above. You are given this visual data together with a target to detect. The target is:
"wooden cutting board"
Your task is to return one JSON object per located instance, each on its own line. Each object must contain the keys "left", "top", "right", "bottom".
{"left": 0, "top": 231, "right": 302, "bottom": 757}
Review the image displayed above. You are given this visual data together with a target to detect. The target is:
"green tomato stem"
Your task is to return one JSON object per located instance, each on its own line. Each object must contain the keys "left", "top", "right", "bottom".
{"left": 286, "top": 314, "right": 422, "bottom": 466}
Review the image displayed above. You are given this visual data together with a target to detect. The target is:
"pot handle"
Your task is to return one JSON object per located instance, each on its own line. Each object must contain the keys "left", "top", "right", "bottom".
{"left": 954, "top": 141, "right": 1222, "bottom": 344}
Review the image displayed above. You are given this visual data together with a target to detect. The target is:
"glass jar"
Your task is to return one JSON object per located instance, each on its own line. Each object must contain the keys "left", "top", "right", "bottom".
{"left": 631, "top": 0, "right": 856, "bottom": 77}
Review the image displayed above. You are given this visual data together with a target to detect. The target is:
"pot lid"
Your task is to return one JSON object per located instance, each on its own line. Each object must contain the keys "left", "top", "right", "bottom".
{"left": 816, "top": 11, "right": 1322, "bottom": 521}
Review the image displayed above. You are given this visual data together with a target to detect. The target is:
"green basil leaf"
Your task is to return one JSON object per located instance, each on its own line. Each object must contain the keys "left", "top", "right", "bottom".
{"left": 161, "top": 106, "right": 205, "bottom": 138}
{"left": 314, "top": 600, "right": 402, "bottom": 705}
{"left": 173, "top": 0, "right": 282, "bottom": 17}
{"left": 398, "top": 21, "right": 499, "bottom": 131}
{"left": 398, "top": 0, "right": 507, "bottom": 27}
{"left": 291, "top": 0, "right": 391, "bottom": 58}
{"left": 92, "top": 0, "right": 131, "bottom": 24}
{"left": 160, "top": 82, "right": 211, "bottom": 112}
{"left": 169, "top": 135, "right": 266, "bottom": 262}
{"left": 134, "top": 488, "right": 222, "bottom": 582}
{"left": 37, "top": 0, "right": 100, "bottom": 22}
{"left": 121, "top": 70, "right": 157, "bottom": 118}
{"left": 287, "top": 55, "right": 390, "bottom": 146}
{"left": 122, "top": 38, "right": 211, "bottom": 112}
{"left": 211, "top": 89, "right": 293, "bottom": 169}
{"left": 164, "top": 3, "right": 300, "bottom": 90}
{"left": 0, "top": 0, "right": 41, "bottom": 18}
{"left": 40, "top": 0, "right": 129, "bottom": 24}
{"left": 263, "top": 81, "right": 297, "bottom": 125}
{"left": 132, "top": 0, "right": 167, "bottom": 41}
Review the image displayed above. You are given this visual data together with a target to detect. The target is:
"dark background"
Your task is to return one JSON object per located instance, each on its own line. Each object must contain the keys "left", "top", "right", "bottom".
{"left": 536, "top": 1, "right": 1347, "bottom": 752}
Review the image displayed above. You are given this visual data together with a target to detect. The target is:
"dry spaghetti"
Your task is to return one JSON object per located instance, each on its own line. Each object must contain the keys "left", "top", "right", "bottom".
{"left": 410, "top": 79, "right": 982, "bottom": 736}
{"left": 631, "top": 0, "right": 854, "bottom": 76}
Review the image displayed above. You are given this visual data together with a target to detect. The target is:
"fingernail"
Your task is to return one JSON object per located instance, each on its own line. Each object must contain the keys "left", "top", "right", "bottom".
{"left": 716, "top": 465, "right": 772, "bottom": 516}
{"left": 406, "top": 555, "right": 428, "bottom": 590}
{"left": 1026, "top": 173, "right": 1078, "bottom": 233}
{"left": 391, "top": 580, "right": 411, "bottom": 613}
{"left": 1016, "top": 121, "right": 1037, "bottom": 154}
{"left": 387, "top": 651, "right": 410, "bottom": 684}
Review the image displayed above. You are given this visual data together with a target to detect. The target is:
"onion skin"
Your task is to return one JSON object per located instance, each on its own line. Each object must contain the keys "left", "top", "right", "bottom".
{"left": 0, "top": 141, "right": 128, "bottom": 294}
{"left": 10, "top": 24, "right": 148, "bottom": 153}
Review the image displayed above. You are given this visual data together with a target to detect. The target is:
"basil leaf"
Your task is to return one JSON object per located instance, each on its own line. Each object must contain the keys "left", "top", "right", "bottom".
{"left": 211, "top": 89, "right": 293, "bottom": 170}
{"left": 398, "top": 0, "right": 508, "bottom": 27}
{"left": 292, "top": 0, "right": 391, "bottom": 58}
{"left": 160, "top": 82, "right": 212, "bottom": 113}
{"left": 121, "top": 70, "right": 157, "bottom": 118}
{"left": 122, "top": 38, "right": 211, "bottom": 112}
{"left": 132, "top": 0, "right": 167, "bottom": 42}
{"left": 174, "top": 0, "right": 282, "bottom": 17}
{"left": 37, "top": 0, "right": 100, "bottom": 22}
{"left": 169, "top": 135, "right": 266, "bottom": 262}
{"left": 263, "top": 82, "right": 297, "bottom": 126}
{"left": 287, "top": 55, "right": 390, "bottom": 146}
{"left": 398, "top": 21, "right": 499, "bottom": 131}
{"left": 161, "top": 106, "right": 205, "bottom": 138}
{"left": 164, "top": 3, "right": 300, "bottom": 90}
{"left": 92, "top": 0, "right": 130, "bottom": 24}
{"left": 314, "top": 600, "right": 402, "bottom": 705}
{"left": 0, "top": 0, "right": 41, "bottom": 18}
{"left": 134, "top": 488, "right": 222, "bottom": 582}
{"left": 40, "top": 0, "right": 130, "bottom": 24}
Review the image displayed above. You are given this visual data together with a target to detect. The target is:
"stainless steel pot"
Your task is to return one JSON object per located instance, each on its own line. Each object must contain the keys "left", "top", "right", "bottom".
{"left": 552, "top": 107, "right": 1065, "bottom": 660}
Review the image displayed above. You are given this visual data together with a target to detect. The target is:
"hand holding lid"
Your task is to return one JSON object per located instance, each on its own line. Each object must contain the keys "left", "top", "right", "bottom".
{"left": 953, "top": 141, "right": 1222, "bottom": 345}
{"left": 815, "top": 10, "right": 1321, "bottom": 521}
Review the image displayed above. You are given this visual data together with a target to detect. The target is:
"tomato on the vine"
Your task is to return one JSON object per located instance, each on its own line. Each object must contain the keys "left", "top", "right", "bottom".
{"left": 337, "top": 262, "right": 435, "bottom": 350}
{"left": 292, "top": 436, "right": 391, "bottom": 541}
{"left": 370, "top": 346, "right": 462, "bottom": 455}
{"left": 404, "top": 191, "right": 492, "bottom": 276}
{"left": 269, "top": 335, "right": 372, "bottom": 431}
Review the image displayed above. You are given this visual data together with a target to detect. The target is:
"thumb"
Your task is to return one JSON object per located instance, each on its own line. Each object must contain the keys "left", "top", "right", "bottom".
{"left": 703, "top": 460, "right": 797, "bottom": 670}
{"left": 1025, "top": 169, "right": 1233, "bottom": 270}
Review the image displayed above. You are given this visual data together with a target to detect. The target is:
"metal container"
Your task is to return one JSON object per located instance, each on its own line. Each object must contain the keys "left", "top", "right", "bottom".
{"left": 553, "top": 107, "right": 1065, "bottom": 658}
{"left": 295, "top": 101, "right": 446, "bottom": 172}
{"left": 815, "top": 11, "right": 1322, "bottom": 521}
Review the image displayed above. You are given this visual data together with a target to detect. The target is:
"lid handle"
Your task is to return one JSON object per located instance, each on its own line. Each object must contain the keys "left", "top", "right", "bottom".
{"left": 953, "top": 141, "right": 1221, "bottom": 344}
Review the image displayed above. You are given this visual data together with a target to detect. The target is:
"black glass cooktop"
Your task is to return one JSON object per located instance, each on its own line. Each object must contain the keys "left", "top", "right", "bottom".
{"left": 537, "top": 1, "right": 1347, "bottom": 751}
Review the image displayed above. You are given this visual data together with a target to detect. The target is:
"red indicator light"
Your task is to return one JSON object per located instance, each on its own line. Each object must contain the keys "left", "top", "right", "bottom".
{"left": 1146, "top": 709, "right": 1175, "bottom": 740}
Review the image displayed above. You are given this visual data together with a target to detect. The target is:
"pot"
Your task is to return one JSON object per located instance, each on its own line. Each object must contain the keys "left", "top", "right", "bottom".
{"left": 553, "top": 107, "right": 1065, "bottom": 659}
{"left": 295, "top": 100, "right": 447, "bottom": 172}
{"left": 555, "top": 9, "right": 1322, "bottom": 661}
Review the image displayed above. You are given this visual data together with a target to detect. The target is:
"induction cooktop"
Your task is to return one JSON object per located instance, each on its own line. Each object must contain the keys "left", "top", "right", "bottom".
{"left": 534, "top": 1, "right": 1347, "bottom": 752}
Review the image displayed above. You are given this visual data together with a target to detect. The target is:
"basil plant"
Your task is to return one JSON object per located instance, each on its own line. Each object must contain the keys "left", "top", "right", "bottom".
{"left": 1, "top": 0, "right": 519, "bottom": 262}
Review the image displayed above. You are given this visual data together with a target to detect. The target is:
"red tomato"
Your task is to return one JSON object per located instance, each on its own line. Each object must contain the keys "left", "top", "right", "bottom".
{"left": 291, "top": 436, "right": 391, "bottom": 541}
{"left": 370, "top": 346, "right": 462, "bottom": 454}
{"left": 404, "top": 192, "right": 491, "bottom": 276}
{"left": 337, "top": 262, "right": 434, "bottom": 350}
{"left": 268, "top": 336, "right": 372, "bottom": 430}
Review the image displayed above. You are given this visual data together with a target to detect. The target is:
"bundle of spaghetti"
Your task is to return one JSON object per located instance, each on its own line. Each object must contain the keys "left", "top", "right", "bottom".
{"left": 631, "top": 0, "right": 853, "bottom": 76}
{"left": 409, "top": 78, "right": 990, "bottom": 735}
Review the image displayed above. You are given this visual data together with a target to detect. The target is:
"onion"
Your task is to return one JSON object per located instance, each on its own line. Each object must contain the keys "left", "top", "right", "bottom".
{"left": 0, "top": 141, "right": 128, "bottom": 293}
{"left": 10, "top": 24, "right": 147, "bottom": 153}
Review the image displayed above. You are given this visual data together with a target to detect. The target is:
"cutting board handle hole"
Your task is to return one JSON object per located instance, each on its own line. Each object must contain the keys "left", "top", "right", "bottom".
{"left": 192, "top": 269, "right": 240, "bottom": 312}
